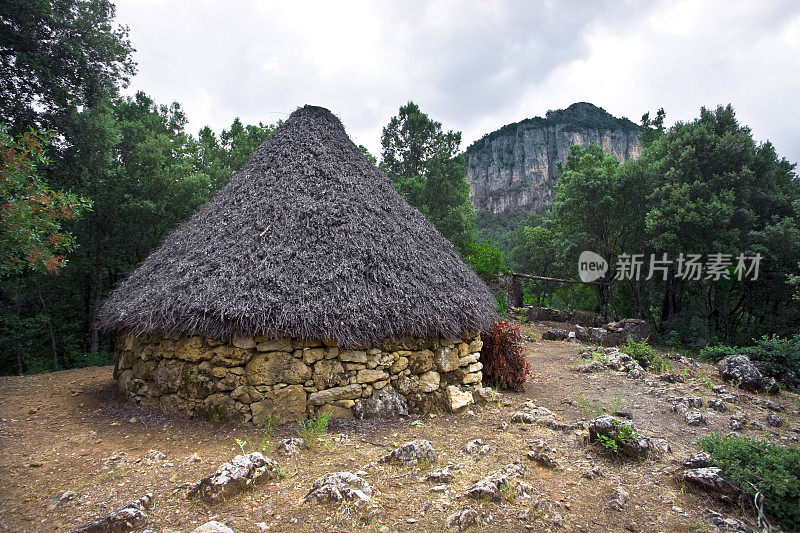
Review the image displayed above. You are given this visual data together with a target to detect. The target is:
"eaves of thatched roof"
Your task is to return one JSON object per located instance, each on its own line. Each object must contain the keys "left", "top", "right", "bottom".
{"left": 98, "top": 105, "right": 496, "bottom": 347}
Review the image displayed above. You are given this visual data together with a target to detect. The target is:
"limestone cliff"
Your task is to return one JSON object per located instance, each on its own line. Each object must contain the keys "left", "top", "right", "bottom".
{"left": 465, "top": 102, "right": 642, "bottom": 213}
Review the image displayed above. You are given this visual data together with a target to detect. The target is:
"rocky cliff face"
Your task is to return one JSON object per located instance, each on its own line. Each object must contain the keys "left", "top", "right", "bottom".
{"left": 465, "top": 103, "right": 642, "bottom": 213}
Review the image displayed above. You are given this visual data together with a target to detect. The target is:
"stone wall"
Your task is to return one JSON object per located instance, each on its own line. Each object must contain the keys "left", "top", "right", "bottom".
{"left": 113, "top": 333, "right": 484, "bottom": 425}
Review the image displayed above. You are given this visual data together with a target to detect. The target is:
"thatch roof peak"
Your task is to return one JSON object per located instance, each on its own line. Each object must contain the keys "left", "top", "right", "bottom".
{"left": 98, "top": 105, "right": 496, "bottom": 347}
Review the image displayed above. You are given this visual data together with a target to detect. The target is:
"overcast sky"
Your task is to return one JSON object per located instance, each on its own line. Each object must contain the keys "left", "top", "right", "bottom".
{"left": 115, "top": 0, "right": 800, "bottom": 164}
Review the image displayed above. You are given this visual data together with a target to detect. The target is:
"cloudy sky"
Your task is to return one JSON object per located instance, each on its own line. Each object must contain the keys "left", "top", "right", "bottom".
{"left": 115, "top": 0, "right": 800, "bottom": 163}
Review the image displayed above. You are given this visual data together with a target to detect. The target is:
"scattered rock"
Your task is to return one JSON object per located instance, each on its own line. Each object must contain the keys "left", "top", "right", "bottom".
{"left": 658, "top": 373, "right": 685, "bottom": 384}
{"left": 515, "top": 481, "right": 536, "bottom": 498}
{"left": 186, "top": 453, "right": 278, "bottom": 504}
{"left": 446, "top": 385, "right": 475, "bottom": 412}
{"left": 607, "top": 487, "right": 629, "bottom": 511}
{"left": 582, "top": 466, "right": 602, "bottom": 479}
{"left": 353, "top": 386, "right": 408, "bottom": 419}
{"left": 717, "top": 354, "right": 778, "bottom": 393}
{"left": 426, "top": 466, "right": 455, "bottom": 484}
{"left": 47, "top": 490, "right": 75, "bottom": 510}
{"left": 73, "top": 493, "right": 153, "bottom": 533}
{"left": 381, "top": 440, "right": 436, "bottom": 466}
{"left": 527, "top": 450, "right": 559, "bottom": 469}
{"left": 142, "top": 450, "right": 166, "bottom": 465}
{"left": 463, "top": 439, "right": 491, "bottom": 456}
{"left": 766, "top": 412, "right": 783, "bottom": 427}
{"left": 464, "top": 461, "right": 525, "bottom": 501}
{"left": 588, "top": 415, "right": 649, "bottom": 459}
{"left": 683, "top": 452, "right": 711, "bottom": 469}
{"left": 472, "top": 387, "right": 499, "bottom": 405}
{"left": 276, "top": 438, "right": 305, "bottom": 456}
{"left": 575, "top": 360, "right": 606, "bottom": 373}
{"left": 446, "top": 506, "right": 481, "bottom": 532}
{"left": 704, "top": 509, "right": 755, "bottom": 532}
{"left": 708, "top": 398, "right": 726, "bottom": 412}
{"left": 763, "top": 400, "right": 784, "bottom": 412}
{"left": 302, "top": 471, "right": 373, "bottom": 504}
{"left": 648, "top": 438, "right": 672, "bottom": 459}
{"left": 191, "top": 521, "right": 234, "bottom": 533}
{"left": 511, "top": 403, "right": 556, "bottom": 425}
{"left": 626, "top": 365, "right": 646, "bottom": 379}
{"left": 683, "top": 468, "right": 740, "bottom": 501}
{"left": 542, "top": 328, "right": 569, "bottom": 341}
{"left": 729, "top": 418, "right": 743, "bottom": 431}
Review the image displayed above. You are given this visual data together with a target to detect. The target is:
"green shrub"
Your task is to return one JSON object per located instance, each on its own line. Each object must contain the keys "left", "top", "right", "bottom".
{"left": 495, "top": 293, "right": 507, "bottom": 317}
{"left": 698, "top": 344, "right": 738, "bottom": 363}
{"left": 647, "top": 354, "right": 673, "bottom": 374}
{"left": 698, "top": 434, "right": 800, "bottom": 529}
{"left": 743, "top": 335, "right": 800, "bottom": 389}
{"left": 464, "top": 239, "right": 508, "bottom": 277}
{"left": 297, "top": 411, "right": 332, "bottom": 448}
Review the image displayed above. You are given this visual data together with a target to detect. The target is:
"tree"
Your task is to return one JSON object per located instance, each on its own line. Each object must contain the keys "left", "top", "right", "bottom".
{"left": 0, "top": 125, "right": 90, "bottom": 277}
{"left": 380, "top": 102, "right": 474, "bottom": 252}
{"left": 639, "top": 108, "right": 666, "bottom": 148}
{"left": 0, "top": 0, "right": 136, "bottom": 134}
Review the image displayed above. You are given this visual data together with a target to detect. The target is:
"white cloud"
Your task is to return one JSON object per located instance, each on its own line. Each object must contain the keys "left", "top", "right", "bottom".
{"left": 116, "top": 0, "right": 800, "bottom": 163}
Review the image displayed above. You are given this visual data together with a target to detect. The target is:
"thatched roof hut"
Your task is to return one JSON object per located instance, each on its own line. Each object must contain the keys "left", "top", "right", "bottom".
{"left": 99, "top": 105, "right": 495, "bottom": 348}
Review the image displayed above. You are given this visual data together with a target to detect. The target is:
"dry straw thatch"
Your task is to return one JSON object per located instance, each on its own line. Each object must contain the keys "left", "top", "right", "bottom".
{"left": 98, "top": 105, "right": 496, "bottom": 347}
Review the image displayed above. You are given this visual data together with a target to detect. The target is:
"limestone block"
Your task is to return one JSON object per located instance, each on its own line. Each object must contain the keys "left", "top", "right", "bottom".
{"left": 435, "top": 347, "right": 460, "bottom": 373}
{"left": 308, "top": 384, "right": 363, "bottom": 406}
{"left": 390, "top": 355, "right": 409, "bottom": 374}
{"left": 313, "top": 359, "right": 347, "bottom": 389}
{"left": 408, "top": 349, "right": 434, "bottom": 374}
{"left": 232, "top": 337, "right": 256, "bottom": 349}
{"left": 246, "top": 352, "right": 311, "bottom": 386}
{"left": 256, "top": 338, "right": 292, "bottom": 352}
{"left": 174, "top": 337, "right": 209, "bottom": 362}
{"left": 446, "top": 385, "right": 474, "bottom": 412}
{"left": 419, "top": 370, "right": 441, "bottom": 393}
{"left": 340, "top": 350, "right": 367, "bottom": 363}
{"left": 251, "top": 385, "right": 307, "bottom": 426}
{"left": 302, "top": 348, "right": 326, "bottom": 365}
{"left": 356, "top": 369, "right": 389, "bottom": 383}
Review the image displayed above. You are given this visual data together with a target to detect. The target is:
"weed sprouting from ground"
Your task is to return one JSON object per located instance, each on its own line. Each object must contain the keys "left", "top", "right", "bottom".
{"left": 575, "top": 392, "right": 623, "bottom": 418}
{"left": 297, "top": 411, "right": 332, "bottom": 448}
{"left": 236, "top": 415, "right": 274, "bottom": 454}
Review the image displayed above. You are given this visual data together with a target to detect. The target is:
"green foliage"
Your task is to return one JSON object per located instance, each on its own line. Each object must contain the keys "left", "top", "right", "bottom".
{"left": 698, "top": 434, "right": 800, "bottom": 529}
{"left": 494, "top": 293, "right": 507, "bottom": 317}
{"left": 236, "top": 416, "right": 274, "bottom": 455}
{"left": 620, "top": 338, "right": 672, "bottom": 373}
{"left": 464, "top": 239, "right": 507, "bottom": 277}
{"left": 359, "top": 145, "right": 377, "bottom": 165}
{"left": 380, "top": 102, "right": 474, "bottom": 253}
{"left": 574, "top": 392, "right": 622, "bottom": 418}
{"left": 297, "top": 411, "right": 331, "bottom": 448}
{"left": 0, "top": 126, "right": 91, "bottom": 277}
{"left": 0, "top": 0, "right": 136, "bottom": 134}
{"left": 698, "top": 344, "right": 738, "bottom": 363}
{"left": 742, "top": 334, "right": 800, "bottom": 389}
{"left": 596, "top": 434, "right": 618, "bottom": 453}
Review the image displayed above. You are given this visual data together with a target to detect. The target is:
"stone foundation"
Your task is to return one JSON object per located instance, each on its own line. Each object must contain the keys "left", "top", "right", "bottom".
{"left": 113, "top": 333, "right": 484, "bottom": 425}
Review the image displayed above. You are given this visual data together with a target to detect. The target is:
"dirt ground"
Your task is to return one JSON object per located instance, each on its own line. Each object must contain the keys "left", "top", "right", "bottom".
{"left": 1, "top": 322, "right": 798, "bottom": 532}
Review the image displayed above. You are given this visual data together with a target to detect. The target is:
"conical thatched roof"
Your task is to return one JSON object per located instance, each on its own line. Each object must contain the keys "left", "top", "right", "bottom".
{"left": 98, "top": 105, "right": 496, "bottom": 347}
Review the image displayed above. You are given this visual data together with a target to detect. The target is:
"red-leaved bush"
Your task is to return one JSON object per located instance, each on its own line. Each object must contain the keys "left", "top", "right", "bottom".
{"left": 480, "top": 320, "right": 531, "bottom": 392}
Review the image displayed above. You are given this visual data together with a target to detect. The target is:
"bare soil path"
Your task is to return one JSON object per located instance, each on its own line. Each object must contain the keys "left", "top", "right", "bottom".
{"left": 1, "top": 323, "right": 798, "bottom": 532}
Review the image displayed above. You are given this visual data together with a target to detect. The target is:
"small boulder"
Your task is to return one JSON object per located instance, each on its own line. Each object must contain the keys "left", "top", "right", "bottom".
{"left": 588, "top": 415, "right": 649, "bottom": 460}
{"left": 472, "top": 387, "right": 499, "bottom": 405}
{"left": 542, "top": 328, "right": 569, "bottom": 341}
{"left": 575, "top": 360, "right": 606, "bottom": 373}
{"left": 704, "top": 510, "right": 755, "bottom": 533}
{"left": 381, "top": 440, "right": 436, "bottom": 466}
{"left": 464, "top": 461, "right": 525, "bottom": 501}
{"left": 446, "top": 385, "right": 474, "bottom": 412}
{"left": 683, "top": 467, "right": 740, "bottom": 501}
{"left": 186, "top": 453, "right": 278, "bottom": 504}
{"left": 717, "top": 354, "right": 778, "bottom": 392}
{"left": 73, "top": 493, "right": 153, "bottom": 533}
{"left": 191, "top": 521, "right": 234, "bottom": 533}
{"left": 276, "top": 438, "right": 305, "bottom": 456}
{"left": 766, "top": 412, "right": 783, "bottom": 427}
{"left": 607, "top": 487, "right": 629, "bottom": 511}
{"left": 463, "top": 439, "right": 491, "bottom": 456}
{"left": 683, "top": 452, "right": 711, "bottom": 469}
{"left": 582, "top": 466, "right": 602, "bottom": 479}
{"left": 446, "top": 506, "right": 481, "bottom": 532}
{"left": 302, "top": 472, "right": 373, "bottom": 504}
{"left": 426, "top": 466, "right": 455, "bottom": 484}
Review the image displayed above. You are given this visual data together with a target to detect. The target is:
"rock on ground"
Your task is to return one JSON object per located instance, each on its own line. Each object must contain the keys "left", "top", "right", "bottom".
{"left": 191, "top": 521, "right": 234, "bottom": 533}
{"left": 463, "top": 439, "right": 491, "bottom": 456}
{"left": 683, "top": 468, "right": 741, "bottom": 501}
{"left": 704, "top": 510, "right": 755, "bottom": 533}
{"left": 717, "top": 354, "right": 778, "bottom": 392}
{"left": 446, "top": 506, "right": 481, "bottom": 531}
{"left": 302, "top": 471, "right": 373, "bottom": 504}
{"left": 276, "top": 438, "right": 305, "bottom": 456}
{"left": 607, "top": 487, "right": 629, "bottom": 511}
{"left": 588, "top": 415, "right": 650, "bottom": 460}
{"left": 73, "top": 493, "right": 153, "bottom": 533}
{"left": 426, "top": 465, "right": 455, "bottom": 484}
{"left": 380, "top": 440, "right": 436, "bottom": 466}
{"left": 186, "top": 452, "right": 278, "bottom": 504}
{"left": 464, "top": 461, "right": 525, "bottom": 501}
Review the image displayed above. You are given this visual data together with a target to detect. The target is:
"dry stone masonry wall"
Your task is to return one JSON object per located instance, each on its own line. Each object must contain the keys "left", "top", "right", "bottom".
{"left": 113, "top": 333, "right": 484, "bottom": 425}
